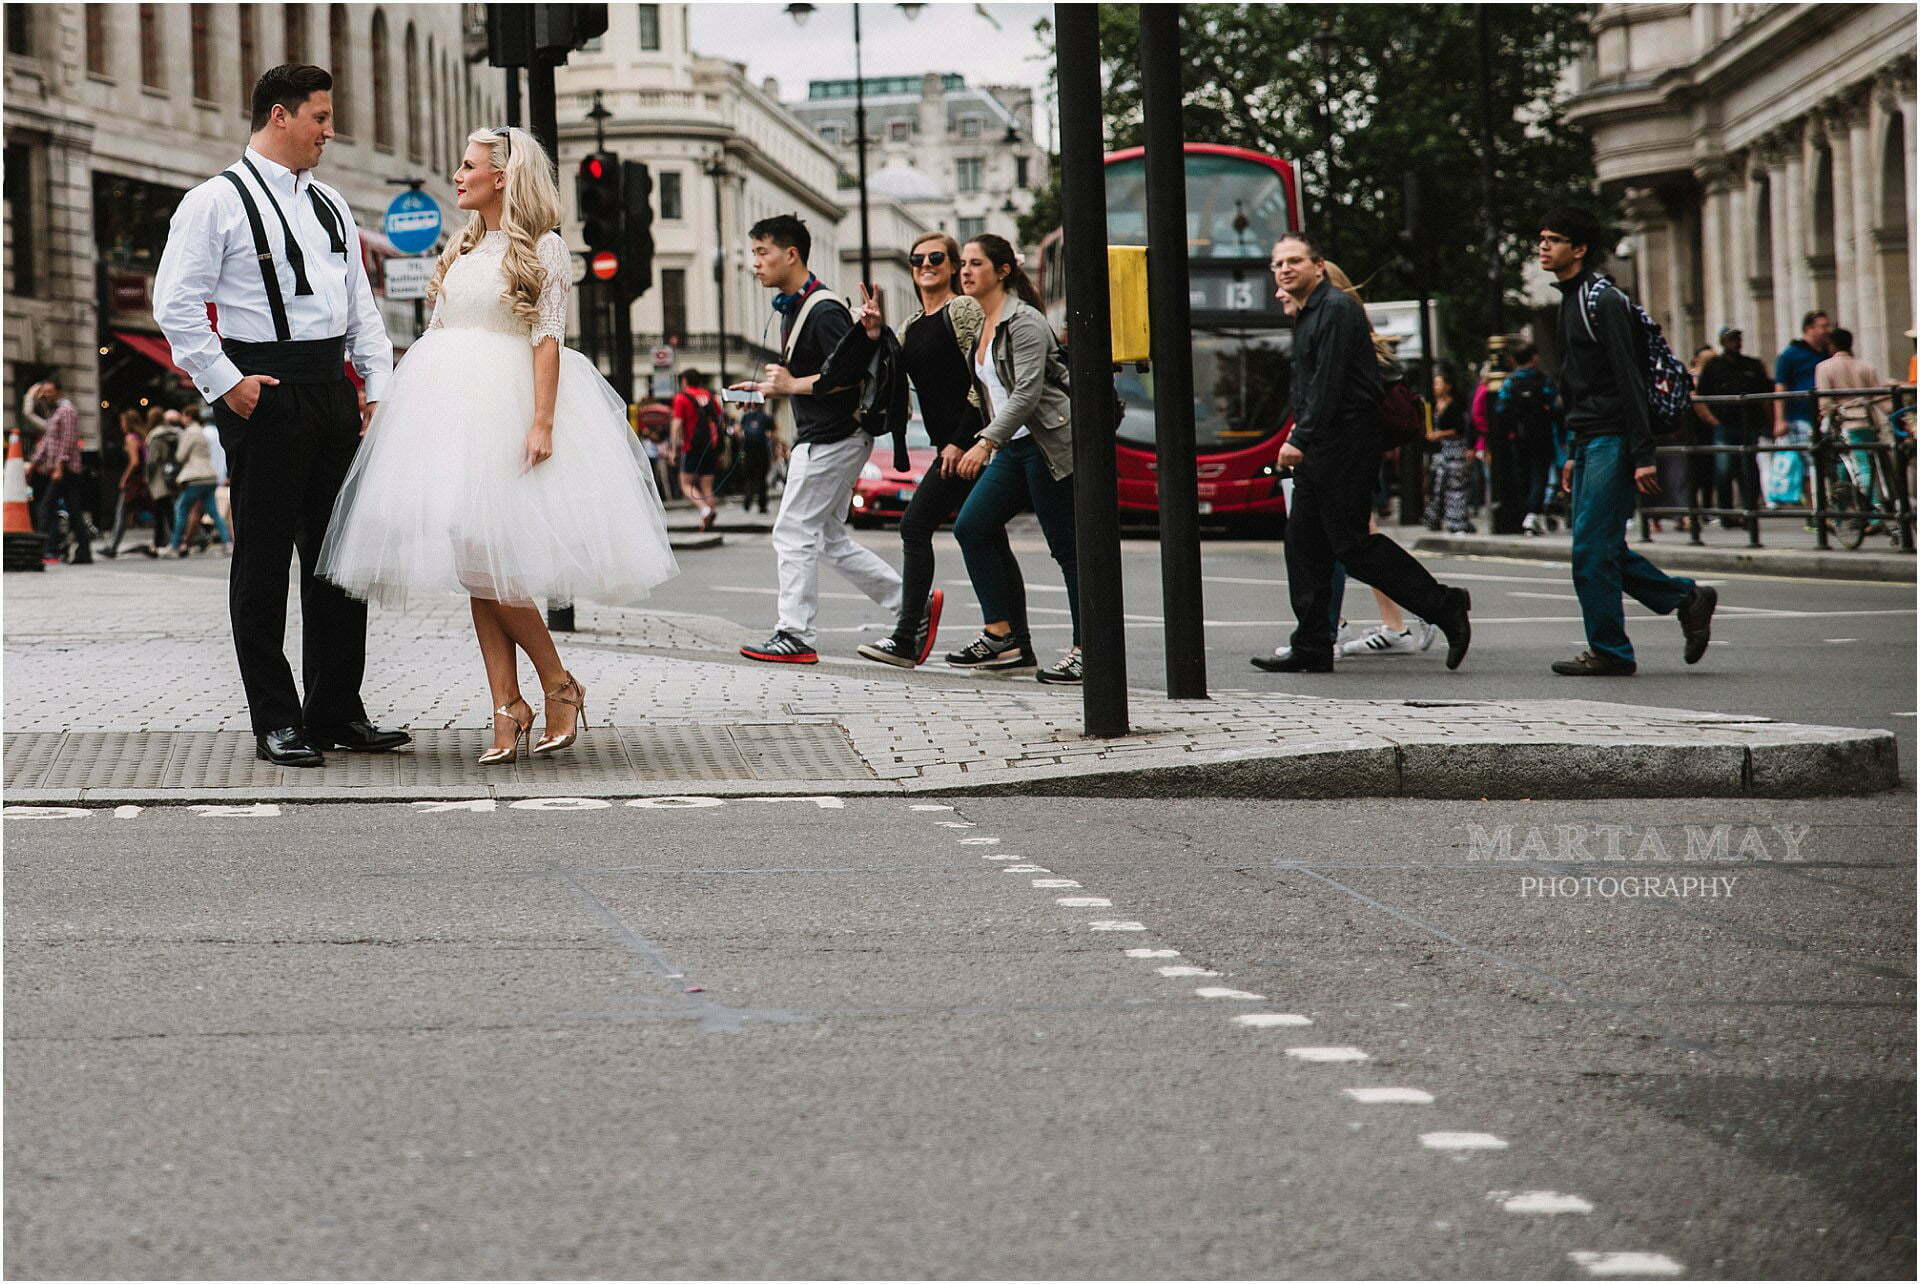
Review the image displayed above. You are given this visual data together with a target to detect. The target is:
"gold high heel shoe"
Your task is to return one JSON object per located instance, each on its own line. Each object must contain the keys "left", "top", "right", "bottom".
{"left": 478, "top": 697, "right": 533, "bottom": 765}
{"left": 532, "top": 674, "right": 587, "bottom": 757}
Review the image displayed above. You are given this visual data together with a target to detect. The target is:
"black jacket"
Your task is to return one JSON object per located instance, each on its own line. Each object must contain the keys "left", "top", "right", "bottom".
{"left": 1286, "top": 276, "right": 1383, "bottom": 455}
{"left": 823, "top": 322, "right": 910, "bottom": 470}
{"left": 1554, "top": 269, "right": 1655, "bottom": 468}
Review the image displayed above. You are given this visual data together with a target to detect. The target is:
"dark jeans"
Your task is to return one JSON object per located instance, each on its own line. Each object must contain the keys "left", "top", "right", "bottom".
{"left": 1286, "top": 441, "right": 1448, "bottom": 661}
{"left": 1569, "top": 432, "right": 1695, "bottom": 665}
{"left": 213, "top": 377, "right": 369, "bottom": 735}
{"left": 954, "top": 436, "right": 1080, "bottom": 647}
{"left": 741, "top": 440, "right": 770, "bottom": 511}
{"left": 1713, "top": 422, "right": 1760, "bottom": 517}
{"left": 33, "top": 471, "right": 92, "bottom": 562}
{"left": 1522, "top": 432, "right": 1557, "bottom": 513}
{"left": 892, "top": 457, "right": 974, "bottom": 644}
{"left": 105, "top": 489, "right": 170, "bottom": 555}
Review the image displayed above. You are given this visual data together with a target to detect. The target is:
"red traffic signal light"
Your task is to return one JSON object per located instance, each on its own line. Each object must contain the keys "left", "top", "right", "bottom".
{"left": 584, "top": 157, "right": 605, "bottom": 181}
{"left": 577, "top": 151, "right": 622, "bottom": 251}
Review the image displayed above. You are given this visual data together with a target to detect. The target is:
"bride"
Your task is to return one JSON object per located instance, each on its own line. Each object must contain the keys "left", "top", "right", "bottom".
{"left": 319, "top": 127, "right": 678, "bottom": 763}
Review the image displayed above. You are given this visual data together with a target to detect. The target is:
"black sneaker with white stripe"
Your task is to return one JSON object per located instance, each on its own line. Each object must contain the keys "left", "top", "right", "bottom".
{"left": 856, "top": 635, "right": 915, "bottom": 668}
{"left": 946, "top": 630, "right": 1033, "bottom": 671}
{"left": 1036, "top": 646, "right": 1083, "bottom": 685}
{"left": 740, "top": 631, "right": 818, "bottom": 664}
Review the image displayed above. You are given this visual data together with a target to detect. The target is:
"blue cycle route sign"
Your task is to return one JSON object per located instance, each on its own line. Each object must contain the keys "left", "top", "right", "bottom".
{"left": 383, "top": 190, "right": 443, "bottom": 255}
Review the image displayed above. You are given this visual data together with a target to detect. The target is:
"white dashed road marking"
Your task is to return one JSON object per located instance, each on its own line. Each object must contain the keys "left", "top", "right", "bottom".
{"left": 909, "top": 804, "right": 955, "bottom": 811}
{"left": 1286, "top": 1046, "right": 1371, "bottom": 1063}
{"left": 1002, "top": 864, "right": 1049, "bottom": 873}
{"left": 1232, "top": 1013, "right": 1313, "bottom": 1027}
{"left": 957, "top": 837, "right": 1001, "bottom": 845}
{"left": 1088, "top": 920, "right": 1146, "bottom": 932}
{"left": 1343, "top": 1087, "right": 1434, "bottom": 1104}
{"left": 1031, "top": 879, "right": 1080, "bottom": 888}
{"left": 1055, "top": 896, "right": 1112, "bottom": 907}
{"left": 1568, "top": 1251, "right": 1684, "bottom": 1278}
{"left": 1421, "top": 1132, "right": 1509, "bottom": 1151}
{"left": 1194, "top": 986, "right": 1265, "bottom": 1000}
{"left": 1493, "top": 1190, "right": 1594, "bottom": 1214}
{"left": 1125, "top": 948, "right": 1180, "bottom": 958}
{"left": 113, "top": 805, "right": 142, "bottom": 819}
{"left": 1156, "top": 965, "right": 1218, "bottom": 977}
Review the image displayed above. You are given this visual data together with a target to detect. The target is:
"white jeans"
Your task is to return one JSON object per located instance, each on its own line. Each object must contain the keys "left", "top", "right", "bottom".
{"left": 772, "top": 433, "right": 902, "bottom": 643}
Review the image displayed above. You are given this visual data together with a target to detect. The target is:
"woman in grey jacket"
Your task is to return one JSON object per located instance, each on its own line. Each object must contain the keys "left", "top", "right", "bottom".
{"left": 949, "top": 234, "right": 1082, "bottom": 684}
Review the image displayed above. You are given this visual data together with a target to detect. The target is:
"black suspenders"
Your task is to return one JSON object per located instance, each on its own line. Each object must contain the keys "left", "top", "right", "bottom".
{"left": 217, "top": 163, "right": 354, "bottom": 344}
{"left": 218, "top": 169, "right": 291, "bottom": 342}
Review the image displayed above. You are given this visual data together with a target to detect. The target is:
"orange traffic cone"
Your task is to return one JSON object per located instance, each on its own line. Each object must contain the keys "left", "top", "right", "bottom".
{"left": 3, "top": 429, "right": 46, "bottom": 571}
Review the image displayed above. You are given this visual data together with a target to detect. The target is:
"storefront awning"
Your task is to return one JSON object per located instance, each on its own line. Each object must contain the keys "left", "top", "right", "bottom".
{"left": 114, "top": 330, "right": 188, "bottom": 380}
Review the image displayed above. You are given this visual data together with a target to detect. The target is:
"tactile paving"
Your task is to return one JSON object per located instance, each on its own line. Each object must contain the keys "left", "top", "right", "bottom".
{"left": 618, "top": 725, "right": 752, "bottom": 781}
{"left": 4, "top": 734, "right": 65, "bottom": 789}
{"left": 728, "top": 723, "right": 873, "bottom": 780}
{"left": 37, "top": 732, "right": 178, "bottom": 790}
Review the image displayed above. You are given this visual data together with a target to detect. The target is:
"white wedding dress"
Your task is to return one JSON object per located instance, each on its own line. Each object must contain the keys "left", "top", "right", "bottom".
{"left": 319, "top": 229, "right": 678, "bottom": 609}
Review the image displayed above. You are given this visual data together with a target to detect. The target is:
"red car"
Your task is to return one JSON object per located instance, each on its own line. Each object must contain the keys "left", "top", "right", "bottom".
{"left": 849, "top": 419, "right": 936, "bottom": 527}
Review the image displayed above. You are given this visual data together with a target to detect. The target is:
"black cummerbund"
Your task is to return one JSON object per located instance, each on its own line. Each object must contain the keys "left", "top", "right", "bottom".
{"left": 221, "top": 335, "right": 349, "bottom": 385}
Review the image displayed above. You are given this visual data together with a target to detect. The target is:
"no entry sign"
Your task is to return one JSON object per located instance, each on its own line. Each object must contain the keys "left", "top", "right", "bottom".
{"left": 590, "top": 251, "right": 619, "bottom": 281}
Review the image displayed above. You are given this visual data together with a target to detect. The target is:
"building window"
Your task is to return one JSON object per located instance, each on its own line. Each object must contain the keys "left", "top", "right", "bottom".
{"left": 956, "top": 157, "right": 984, "bottom": 194}
{"left": 659, "top": 171, "right": 683, "bottom": 221}
{"left": 637, "top": 4, "right": 661, "bottom": 51}
{"left": 284, "top": 7, "right": 307, "bottom": 65}
{"left": 190, "top": 6, "right": 213, "bottom": 102}
{"left": 888, "top": 119, "right": 912, "bottom": 143}
{"left": 6, "top": 6, "right": 31, "bottom": 56}
{"left": 959, "top": 115, "right": 982, "bottom": 139}
{"left": 5, "top": 143, "right": 37, "bottom": 298}
{"left": 405, "top": 24, "right": 421, "bottom": 162}
{"left": 427, "top": 37, "right": 440, "bottom": 173}
{"left": 661, "top": 268, "right": 687, "bottom": 344}
{"left": 818, "top": 123, "right": 839, "bottom": 144}
{"left": 86, "top": 5, "right": 109, "bottom": 76}
{"left": 957, "top": 216, "right": 986, "bottom": 242}
{"left": 237, "top": 7, "right": 255, "bottom": 111}
{"left": 139, "top": 5, "right": 163, "bottom": 89}
{"left": 1015, "top": 155, "right": 1029, "bottom": 189}
{"left": 370, "top": 12, "right": 390, "bottom": 147}
{"left": 328, "top": 6, "right": 350, "bottom": 133}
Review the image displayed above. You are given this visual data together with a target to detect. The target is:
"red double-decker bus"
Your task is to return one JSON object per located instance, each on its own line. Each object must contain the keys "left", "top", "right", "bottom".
{"left": 1035, "top": 143, "right": 1303, "bottom": 532}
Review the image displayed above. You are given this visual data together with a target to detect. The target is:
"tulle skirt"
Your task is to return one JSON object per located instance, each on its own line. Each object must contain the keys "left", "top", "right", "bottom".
{"left": 319, "top": 327, "right": 679, "bottom": 610}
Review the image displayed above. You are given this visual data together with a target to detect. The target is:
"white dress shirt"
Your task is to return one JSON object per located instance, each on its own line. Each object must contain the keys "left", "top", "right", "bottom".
{"left": 153, "top": 147, "right": 393, "bottom": 405}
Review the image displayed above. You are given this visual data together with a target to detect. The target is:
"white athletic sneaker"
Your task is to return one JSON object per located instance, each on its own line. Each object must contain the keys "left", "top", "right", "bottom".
{"left": 1411, "top": 617, "right": 1438, "bottom": 651}
{"left": 1274, "top": 619, "right": 1353, "bottom": 661}
{"left": 1341, "top": 626, "right": 1420, "bottom": 657}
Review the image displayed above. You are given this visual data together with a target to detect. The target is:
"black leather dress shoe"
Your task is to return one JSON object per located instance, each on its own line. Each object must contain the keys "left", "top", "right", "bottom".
{"left": 308, "top": 721, "right": 413, "bottom": 752}
{"left": 1678, "top": 585, "right": 1717, "bottom": 665}
{"left": 1551, "top": 650, "right": 1637, "bottom": 677}
{"left": 1250, "top": 650, "right": 1334, "bottom": 673}
{"left": 1435, "top": 586, "right": 1472, "bottom": 671}
{"left": 256, "top": 727, "right": 325, "bottom": 767}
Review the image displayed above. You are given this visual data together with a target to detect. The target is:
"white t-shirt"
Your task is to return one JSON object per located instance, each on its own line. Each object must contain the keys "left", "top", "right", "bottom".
{"left": 975, "top": 351, "right": 1029, "bottom": 442}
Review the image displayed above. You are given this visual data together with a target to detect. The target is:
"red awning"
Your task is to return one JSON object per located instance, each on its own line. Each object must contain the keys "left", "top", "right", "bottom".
{"left": 114, "top": 330, "right": 189, "bottom": 380}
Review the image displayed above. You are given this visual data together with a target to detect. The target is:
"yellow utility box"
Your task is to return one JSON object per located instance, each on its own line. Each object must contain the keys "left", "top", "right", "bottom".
{"left": 1107, "top": 245, "right": 1151, "bottom": 363}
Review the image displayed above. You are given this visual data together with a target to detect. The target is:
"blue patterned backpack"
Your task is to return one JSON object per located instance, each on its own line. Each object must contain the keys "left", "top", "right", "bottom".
{"left": 1579, "top": 273, "right": 1694, "bottom": 438}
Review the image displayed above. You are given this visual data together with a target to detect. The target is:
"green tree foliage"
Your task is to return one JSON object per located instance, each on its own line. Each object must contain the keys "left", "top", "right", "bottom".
{"left": 1039, "top": 4, "right": 1599, "bottom": 359}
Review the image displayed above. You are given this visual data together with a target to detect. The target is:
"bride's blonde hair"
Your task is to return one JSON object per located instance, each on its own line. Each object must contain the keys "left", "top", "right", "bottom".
{"left": 427, "top": 126, "right": 564, "bottom": 333}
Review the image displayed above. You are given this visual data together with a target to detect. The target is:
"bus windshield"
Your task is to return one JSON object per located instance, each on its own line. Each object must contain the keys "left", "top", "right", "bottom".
{"left": 1104, "top": 152, "right": 1294, "bottom": 261}
{"left": 1113, "top": 330, "right": 1293, "bottom": 454}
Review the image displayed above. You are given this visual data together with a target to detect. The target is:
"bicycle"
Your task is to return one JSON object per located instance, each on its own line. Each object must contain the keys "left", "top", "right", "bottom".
{"left": 1816, "top": 406, "right": 1896, "bottom": 550}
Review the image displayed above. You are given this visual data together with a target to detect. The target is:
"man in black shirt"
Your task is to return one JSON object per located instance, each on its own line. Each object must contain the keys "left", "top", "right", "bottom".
{"left": 1694, "top": 326, "right": 1770, "bottom": 525}
{"left": 1253, "top": 233, "right": 1472, "bottom": 673}
{"left": 731, "top": 213, "right": 901, "bottom": 664}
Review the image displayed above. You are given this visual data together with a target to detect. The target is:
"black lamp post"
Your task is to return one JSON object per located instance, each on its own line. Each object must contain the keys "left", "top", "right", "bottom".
{"left": 1311, "top": 20, "right": 1339, "bottom": 261}
{"left": 704, "top": 151, "right": 733, "bottom": 389}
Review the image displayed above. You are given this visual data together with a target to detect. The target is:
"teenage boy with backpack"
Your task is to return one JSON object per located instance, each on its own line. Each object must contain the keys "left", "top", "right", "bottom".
{"left": 730, "top": 213, "right": 902, "bottom": 664}
{"left": 1537, "top": 207, "right": 1716, "bottom": 676}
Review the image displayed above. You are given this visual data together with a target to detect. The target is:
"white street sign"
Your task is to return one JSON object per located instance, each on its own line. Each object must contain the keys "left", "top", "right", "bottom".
{"left": 383, "top": 256, "right": 435, "bottom": 301}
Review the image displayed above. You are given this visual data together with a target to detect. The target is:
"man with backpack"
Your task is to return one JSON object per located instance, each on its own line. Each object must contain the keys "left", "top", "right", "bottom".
{"left": 1537, "top": 207, "right": 1716, "bottom": 676}
{"left": 670, "top": 369, "right": 724, "bottom": 531}
{"left": 730, "top": 213, "right": 901, "bottom": 664}
{"left": 1495, "top": 345, "right": 1563, "bottom": 535}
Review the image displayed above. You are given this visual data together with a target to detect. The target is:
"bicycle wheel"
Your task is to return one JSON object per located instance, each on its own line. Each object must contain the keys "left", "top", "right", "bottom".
{"left": 1829, "top": 477, "right": 1868, "bottom": 549}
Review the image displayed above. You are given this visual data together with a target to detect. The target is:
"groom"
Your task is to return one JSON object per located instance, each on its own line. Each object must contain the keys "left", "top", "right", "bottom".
{"left": 153, "top": 64, "right": 409, "bottom": 766}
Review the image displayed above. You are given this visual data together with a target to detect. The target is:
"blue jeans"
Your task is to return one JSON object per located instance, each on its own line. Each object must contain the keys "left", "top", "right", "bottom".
{"left": 954, "top": 436, "right": 1080, "bottom": 647}
{"left": 1569, "top": 433, "right": 1695, "bottom": 665}
{"left": 171, "top": 481, "right": 230, "bottom": 550}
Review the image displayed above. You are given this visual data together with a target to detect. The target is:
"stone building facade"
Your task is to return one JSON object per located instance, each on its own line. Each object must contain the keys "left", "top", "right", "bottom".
{"left": 785, "top": 71, "right": 1048, "bottom": 251}
{"left": 1565, "top": 3, "right": 1915, "bottom": 380}
{"left": 4, "top": 3, "right": 492, "bottom": 448}
{"left": 555, "top": 3, "right": 851, "bottom": 396}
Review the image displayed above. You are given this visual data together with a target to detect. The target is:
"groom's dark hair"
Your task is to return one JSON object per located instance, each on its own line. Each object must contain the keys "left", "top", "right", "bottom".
{"left": 252, "top": 64, "right": 333, "bottom": 132}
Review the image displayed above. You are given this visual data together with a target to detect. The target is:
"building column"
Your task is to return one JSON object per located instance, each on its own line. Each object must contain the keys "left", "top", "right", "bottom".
{"left": 1819, "top": 102, "right": 1860, "bottom": 336}
{"left": 1695, "top": 159, "right": 1735, "bottom": 342}
{"left": 1848, "top": 93, "right": 1886, "bottom": 374}
{"left": 1766, "top": 136, "right": 1797, "bottom": 348}
{"left": 1781, "top": 120, "right": 1813, "bottom": 325}
{"left": 1735, "top": 151, "right": 1772, "bottom": 355}
{"left": 1619, "top": 185, "right": 1668, "bottom": 320}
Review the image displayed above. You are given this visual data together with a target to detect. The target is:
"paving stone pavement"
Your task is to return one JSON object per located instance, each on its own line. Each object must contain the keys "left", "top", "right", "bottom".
{"left": 1, "top": 568, "right": 1899, "bottom": 802}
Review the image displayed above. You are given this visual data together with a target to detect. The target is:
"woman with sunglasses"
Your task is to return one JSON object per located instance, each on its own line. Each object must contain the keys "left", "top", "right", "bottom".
{"left": 839, "top": 232, "right": 983, "bottom": 667}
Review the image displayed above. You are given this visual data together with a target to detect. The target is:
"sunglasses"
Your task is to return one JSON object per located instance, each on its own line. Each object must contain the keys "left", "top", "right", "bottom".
{"left": 908, "top": 250, "right": 948, "bottom": 268}
{"left": 492, "top": 126, "right": 511, "bottom": 160}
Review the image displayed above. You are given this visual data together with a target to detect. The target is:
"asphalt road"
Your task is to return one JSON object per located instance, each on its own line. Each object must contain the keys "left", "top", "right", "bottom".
{"left": 6, "top": 793, "right": 1912, "bottom": 1278}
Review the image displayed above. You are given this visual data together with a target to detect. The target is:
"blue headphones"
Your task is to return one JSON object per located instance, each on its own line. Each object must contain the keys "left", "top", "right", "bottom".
{"left": 772, "top": 274, "right": 821, "bottom": 317}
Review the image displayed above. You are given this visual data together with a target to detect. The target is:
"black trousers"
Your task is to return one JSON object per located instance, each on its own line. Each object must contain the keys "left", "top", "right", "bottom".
{"left": 212, "top": 373, "right": 368, "bottom": 735}
{"left": 1286, "top": 440, "right": 1449, "bottom": 660}
{"left": 892, "top": 458, "right": 975, "bottom": 643}
{"left": 741, "top": 441, "right": 771, "bottom": 511}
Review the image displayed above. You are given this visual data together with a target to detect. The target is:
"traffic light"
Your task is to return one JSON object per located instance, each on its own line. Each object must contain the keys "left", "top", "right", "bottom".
{"left": 488, "top": 4, "right": 609, "bottom": 66}
{"left": 620, "top": 160, "right": 655, "bottom": 299}
{"left": 577, "top": 151, "right": 622, "bottom": 252}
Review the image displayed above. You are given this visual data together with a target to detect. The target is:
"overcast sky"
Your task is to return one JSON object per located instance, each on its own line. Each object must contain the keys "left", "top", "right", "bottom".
{"left": 687, "top": 2, "right": 1054, "bottom": 131}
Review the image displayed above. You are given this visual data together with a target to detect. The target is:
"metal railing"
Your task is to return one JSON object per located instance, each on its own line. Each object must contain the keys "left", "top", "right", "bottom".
{"left": 1632, "top": 384, "right": 1916, "bottom": 554}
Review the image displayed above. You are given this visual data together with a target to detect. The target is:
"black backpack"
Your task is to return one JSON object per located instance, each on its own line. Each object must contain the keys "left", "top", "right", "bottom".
{"left": 1500, "top": 370, "right": 1556, "bottom": 446}
{"left": 690, "top": 393, "right": 723, "bottom": 451}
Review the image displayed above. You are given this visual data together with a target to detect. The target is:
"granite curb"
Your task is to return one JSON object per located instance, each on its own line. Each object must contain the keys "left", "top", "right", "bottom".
{"left": 1412, "top": 532, "right": 1915, "bottom": 582}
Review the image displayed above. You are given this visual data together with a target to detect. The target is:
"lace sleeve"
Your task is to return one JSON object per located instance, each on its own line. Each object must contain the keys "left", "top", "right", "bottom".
{"left": 530, "top": 233, "right": 570, "bottom": 348}
{"left": 425, "top": 291, "right": 445, "bottom": 332}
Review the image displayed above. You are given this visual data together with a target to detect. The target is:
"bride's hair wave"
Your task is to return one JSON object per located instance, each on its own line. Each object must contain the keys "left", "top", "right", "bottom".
{"left": 427, "top": 127, "right": 564, "bottom": 333}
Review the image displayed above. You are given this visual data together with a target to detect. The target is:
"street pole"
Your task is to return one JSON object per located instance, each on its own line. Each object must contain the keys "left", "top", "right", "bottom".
{"left": 1138, "top": 3, "right": 1206, "bottom": 700}
{"left": 384, "top": 177, "right": 430, "bottom": 340}
{"left": 1312, "top": 22, "right": 1338, "bottom": 262}
{"left": 1055, "top": 2, "right": 1129, "bottom": 737}
{"left": 505, "top": 66, "right": 521, "bottom": 128}
{"left": 1475, "top": 4, "right": 1502, "bottom": 337}
{"left": 527, "top": 42, "right": 572, "bottom": 632}
{"left": 852, "top": 2, "right": 873, "bottom": 284}
{"left": 707, "top": 154, "right": 731, "bottom": 388}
